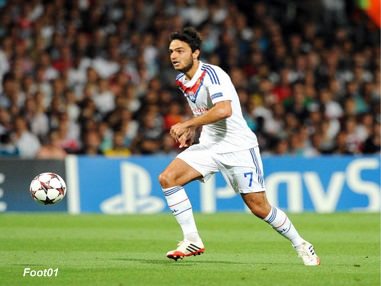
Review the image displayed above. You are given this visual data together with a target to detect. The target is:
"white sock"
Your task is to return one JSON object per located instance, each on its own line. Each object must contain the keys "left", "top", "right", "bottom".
{"left": 264, "top": 207, "right": 304, "bottom": 247}
{"left": 163, "top": 186, "right": 201, "bottom": 242}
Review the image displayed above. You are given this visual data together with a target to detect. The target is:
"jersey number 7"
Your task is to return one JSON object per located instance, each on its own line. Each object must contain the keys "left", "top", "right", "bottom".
{"left": 244, "top": 172, "right": 253, "bottom": 187}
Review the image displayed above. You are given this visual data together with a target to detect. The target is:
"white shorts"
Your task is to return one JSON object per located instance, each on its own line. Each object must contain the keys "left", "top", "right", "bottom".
{"left": 177, "top": 144, "right": 266, "bottom": 194}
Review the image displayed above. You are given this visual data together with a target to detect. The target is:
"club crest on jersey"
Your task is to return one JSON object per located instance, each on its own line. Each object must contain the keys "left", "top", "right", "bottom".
{"left": 187, "top": 91, "right": 197, "bottom": 102}
{"left": 176, "top": 71, "right": 206, "bottom": 103}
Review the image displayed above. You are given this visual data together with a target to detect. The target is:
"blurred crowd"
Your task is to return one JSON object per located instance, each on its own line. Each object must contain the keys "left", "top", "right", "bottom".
{"left": 0, "top": 0, "right": 379, "bottom": 158}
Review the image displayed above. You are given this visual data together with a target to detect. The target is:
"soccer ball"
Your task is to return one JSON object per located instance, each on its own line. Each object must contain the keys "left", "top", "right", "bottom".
{"left": 29, "top": 172, "right": 67, "bottom": 205}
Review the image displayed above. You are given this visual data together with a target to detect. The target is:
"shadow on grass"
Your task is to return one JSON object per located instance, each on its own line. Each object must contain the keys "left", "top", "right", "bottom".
{"left": 112, "top": 257, "right": 248, "bottom": 266}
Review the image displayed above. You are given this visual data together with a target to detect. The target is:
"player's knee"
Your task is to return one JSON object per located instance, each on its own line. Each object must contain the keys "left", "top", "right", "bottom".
{"left": 246, "top": 197, "right": 271, "bottom": 219}
{"left": 250, "top": 204, "right": 267, "bottom": 218}
{"left": 158, "top": 171, "right": 175, "bottom": 189}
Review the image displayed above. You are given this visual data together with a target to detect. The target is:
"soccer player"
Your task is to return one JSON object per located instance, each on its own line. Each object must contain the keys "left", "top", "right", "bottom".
{"left": 158, "top": 27, "right": 320, "bottom": 266}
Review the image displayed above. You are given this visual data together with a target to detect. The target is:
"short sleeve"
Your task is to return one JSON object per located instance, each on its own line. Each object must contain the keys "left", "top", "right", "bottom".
{"left": 205, "top": 72, "right": 232, "bottom": 104}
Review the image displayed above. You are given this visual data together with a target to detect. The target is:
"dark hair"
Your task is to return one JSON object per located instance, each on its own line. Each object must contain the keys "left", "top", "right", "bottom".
{"left": 169, "top": 27, "right": 202, "bottom": 52}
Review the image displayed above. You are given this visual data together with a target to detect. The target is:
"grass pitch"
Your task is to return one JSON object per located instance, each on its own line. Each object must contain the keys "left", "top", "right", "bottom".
{"left": 0, "top": 213, "right": 379, "bottom": 286}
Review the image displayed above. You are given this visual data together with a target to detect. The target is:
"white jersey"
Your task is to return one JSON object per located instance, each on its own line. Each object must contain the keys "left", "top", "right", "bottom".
{"left": 175, "top": 61, "right": 258, "bottom": 153}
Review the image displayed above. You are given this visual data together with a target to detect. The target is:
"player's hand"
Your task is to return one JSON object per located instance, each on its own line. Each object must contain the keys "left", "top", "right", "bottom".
{"left": 170, "top": 122, "right": 188, "bottom": 141}
{"left": 178, "top": 128, "right": 195, "bottom": 148}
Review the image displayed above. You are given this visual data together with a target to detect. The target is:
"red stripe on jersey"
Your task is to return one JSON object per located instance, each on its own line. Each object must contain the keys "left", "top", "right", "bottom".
{"left": 176, "top": 70, "right": 206, "bottom": 99}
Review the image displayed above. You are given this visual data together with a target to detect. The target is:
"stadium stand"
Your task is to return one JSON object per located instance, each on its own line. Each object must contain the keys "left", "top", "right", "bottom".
{"left": 0, "top": 0, "right": 379, "bottom": 157}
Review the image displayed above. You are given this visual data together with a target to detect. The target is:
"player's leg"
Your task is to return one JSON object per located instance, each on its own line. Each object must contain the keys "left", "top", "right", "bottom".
{"left": 159, "top": 145, "right": 217, "bottom": 260}
{"left": 241, "top": 191, "right": 304, "bottom": 244}
{"left": 217, "top": 147, "right": 320, "bottom": 266}
{"left": 241, "top": 192, "right": 320, "bottom": 266}
{"left": 159, "top": 157, "right": 202, "bottom": 243}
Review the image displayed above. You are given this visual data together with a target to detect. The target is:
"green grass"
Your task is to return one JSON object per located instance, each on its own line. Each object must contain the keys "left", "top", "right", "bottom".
{"left": 0, "top": 213, "right": 379, "bottom": 286}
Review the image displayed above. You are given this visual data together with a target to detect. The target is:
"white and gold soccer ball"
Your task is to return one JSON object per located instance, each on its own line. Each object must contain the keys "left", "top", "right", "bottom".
{"left": 29, "top": 172, "right": 67, "bottom": 205}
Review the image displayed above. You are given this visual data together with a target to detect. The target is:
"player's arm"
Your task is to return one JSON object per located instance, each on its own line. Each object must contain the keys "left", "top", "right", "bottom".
{"left": 170, "top": 100, "right": 232, "bottom": 142}
{"left": 184, "top": 100, "right": 232, "bottom": 127}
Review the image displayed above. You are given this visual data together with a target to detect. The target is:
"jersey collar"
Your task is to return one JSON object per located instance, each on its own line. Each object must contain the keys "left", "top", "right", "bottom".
{"left": 183, "top": 61, "right": 204, "bottom": 87}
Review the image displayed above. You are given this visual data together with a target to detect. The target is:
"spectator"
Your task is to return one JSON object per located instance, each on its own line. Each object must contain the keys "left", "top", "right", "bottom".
{"left": 163, "top": 101, "right": 183, "bottom": 131}
{"left": 159, "top": 133, "right": 179, "bottom": 156}
{"left": 93, "top": 78, "right": 115, "bottom": 115}
{"left": 131, "top": 109, "right": 163, "bottom": 154}
{"left": 0, "top": 107, "right": 11, "bottom": 135}
{"left": 104, "top": 131, "right": 131, "bottom": 157}
{"left": 23, "top": 95, "right": 49, "bottom": 138}
{"left": 362, "top": 122, "right": 381, "bottom": 154}
{"left": 0, "top": 133, "right": 19, "bottom": 156}
{"left": 12, "top": 116, "right": 40, "bottom": 158}
{"left": 78, "top": 129, "right": 103, "bottom": 156}
{"left": 36, "top": 131, "right": 67, "bottom": 159}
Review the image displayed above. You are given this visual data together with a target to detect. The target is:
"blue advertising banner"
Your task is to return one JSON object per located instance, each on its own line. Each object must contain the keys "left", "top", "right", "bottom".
{"left": 72, "top": 155, "right": 380, "bottom": 214}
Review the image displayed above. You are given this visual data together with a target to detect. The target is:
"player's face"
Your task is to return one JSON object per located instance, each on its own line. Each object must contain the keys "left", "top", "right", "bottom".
{"left": 169, "top": 40, "right": 196, "bottom": 73}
